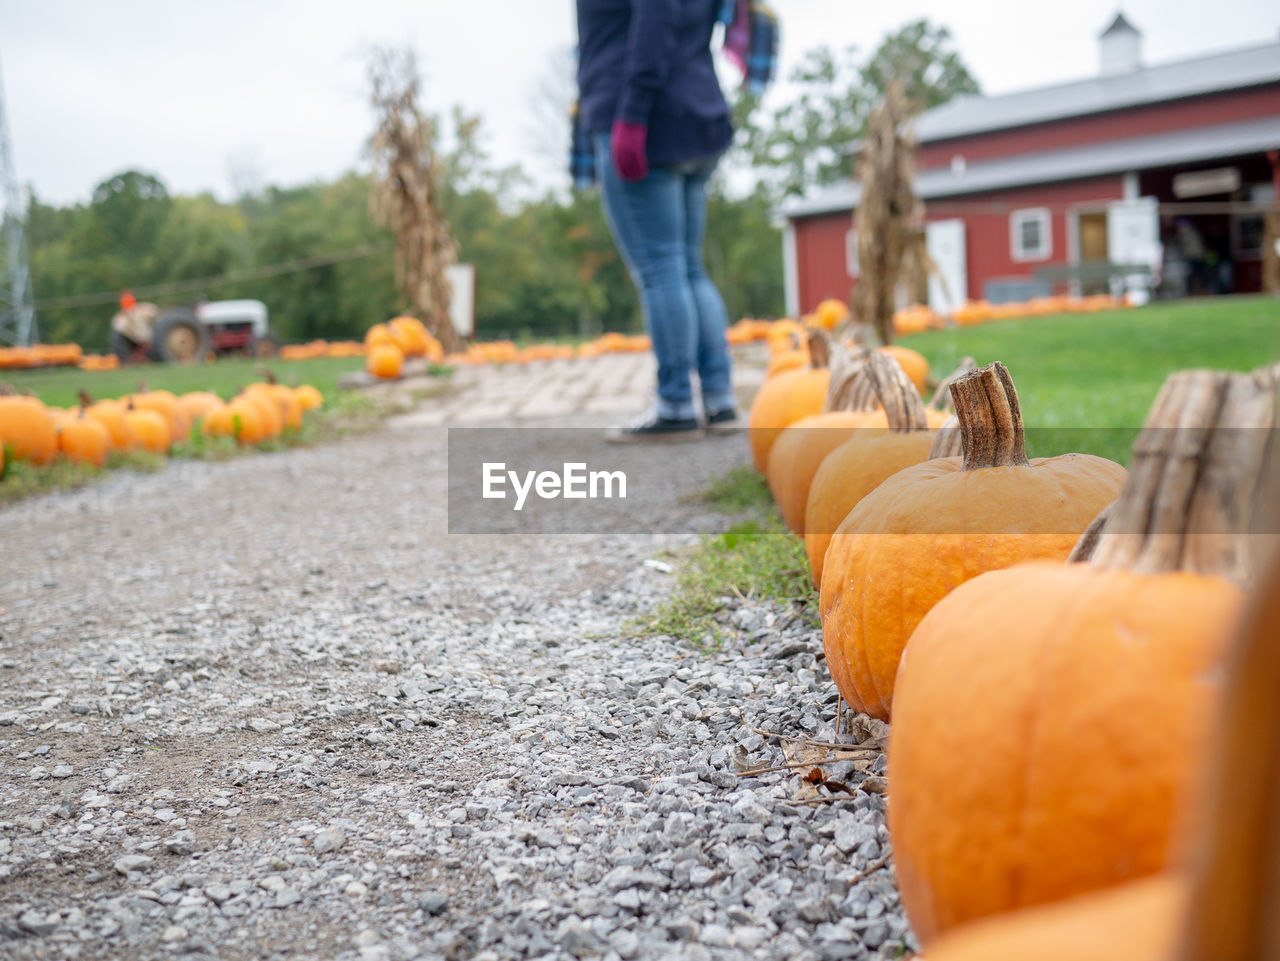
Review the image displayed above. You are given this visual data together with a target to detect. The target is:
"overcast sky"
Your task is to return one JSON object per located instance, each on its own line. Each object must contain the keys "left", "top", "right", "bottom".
{"left": 3, "top": 0, "right": 1278, "bottom": 206}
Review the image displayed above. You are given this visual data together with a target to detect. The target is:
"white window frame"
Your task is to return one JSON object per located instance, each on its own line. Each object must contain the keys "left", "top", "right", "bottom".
{"left": 1010, "top": 207, "right": 1053, "bottom": 263}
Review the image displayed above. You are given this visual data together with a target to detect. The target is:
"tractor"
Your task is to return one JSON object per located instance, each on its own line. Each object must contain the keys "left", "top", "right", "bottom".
{"left": 111, "top": 297, "right": 279, "bottom": 364}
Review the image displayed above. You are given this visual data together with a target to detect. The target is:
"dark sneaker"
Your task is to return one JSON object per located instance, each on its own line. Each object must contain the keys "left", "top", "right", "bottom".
{"left": 605, "top": 412, "right": 703, "bottom": 444}
{"left": 704, "top": 408, "right": 743, "bottom": 432}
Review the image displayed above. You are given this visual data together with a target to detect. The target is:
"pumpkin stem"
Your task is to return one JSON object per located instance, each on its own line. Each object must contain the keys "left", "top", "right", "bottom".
{"left": 77, "top": 389, "right": 94, "bottom": 409}
{"left": 950, "top": 362, "right": 1029, "bottom": 470}
{"left": 824, "top": 340, "right": 875, "bottom": 413}
{"left": 928, "top": 357, "right": 976, "bottom": 411}
{"left": 867, "top": 352, "right": 927, "bottom": 432}
{"left": 1084, "top": 364, "right": 1279, "bottom": 582}
{"left": 1174, "top": 538, "right": 1280, "bottom": 960}
{"left": 928, "top": 414, "right": 962, "bottom": 459}
{"left": 806, "top": 329, "right": 831, "bottom": 370}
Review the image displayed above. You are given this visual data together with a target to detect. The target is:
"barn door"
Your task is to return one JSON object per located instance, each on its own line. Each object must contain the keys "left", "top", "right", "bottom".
{"left": 926, "top": 219, "right": 968, "bottom": 314}
{"left": 1107, "top": 198, "right": 1160, "bottom": 305}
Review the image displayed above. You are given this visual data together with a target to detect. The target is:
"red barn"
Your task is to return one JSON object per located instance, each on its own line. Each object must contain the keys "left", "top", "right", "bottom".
{"left": 779, "top": 15, "right": 1280, "bottom": 316}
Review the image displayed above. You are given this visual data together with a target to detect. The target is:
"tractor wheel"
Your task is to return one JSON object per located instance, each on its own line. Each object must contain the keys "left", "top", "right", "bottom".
{"left": 110, "top": 330, "right": 140, "bottom": 362}
{"left": 151, "top": 309, "right": 210, "bottom": 365}
{"left": 251, "top": 332, "right": 279, "bottom": 358}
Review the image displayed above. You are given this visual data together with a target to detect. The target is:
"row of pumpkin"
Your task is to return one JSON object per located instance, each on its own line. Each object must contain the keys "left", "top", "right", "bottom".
{"left": 0, "top": 382, "right": 326, "bottom": 475}
{"left": 745, "top": 328, "right": 1279, "bottom": 957}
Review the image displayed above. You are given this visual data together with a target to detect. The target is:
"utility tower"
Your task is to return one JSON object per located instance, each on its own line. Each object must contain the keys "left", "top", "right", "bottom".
{"left": 0, "top": 56, "right": 36, "bottom": 347}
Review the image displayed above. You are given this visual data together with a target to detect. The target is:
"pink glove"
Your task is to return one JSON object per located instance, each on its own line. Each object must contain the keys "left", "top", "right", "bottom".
{"left": 611, "top": 121, "right": 649, "bottom": 181}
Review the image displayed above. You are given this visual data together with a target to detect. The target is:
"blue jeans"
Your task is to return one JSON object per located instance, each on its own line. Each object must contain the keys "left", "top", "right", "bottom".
{"left": 594, "top": 133, "right": 735, "bottom": 421}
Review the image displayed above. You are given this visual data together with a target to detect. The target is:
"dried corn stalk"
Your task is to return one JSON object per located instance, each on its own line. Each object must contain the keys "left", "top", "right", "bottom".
{"left": 369, "top": 48, "right": 462, "bottom": 353}
{"left": 853, "top": 82, "right": 932, "bottom": 346}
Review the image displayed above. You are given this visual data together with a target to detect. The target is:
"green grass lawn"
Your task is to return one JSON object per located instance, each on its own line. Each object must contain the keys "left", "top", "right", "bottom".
{"left": 899, "top": 296, "right": 1280, "bottom": 463}
{"left": 1, "top": 356, "right": 366, "bottom": 408}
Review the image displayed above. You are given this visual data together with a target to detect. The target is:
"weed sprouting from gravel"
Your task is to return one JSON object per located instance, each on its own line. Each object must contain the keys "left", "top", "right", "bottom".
{"left": 637, "top": 479, "right": 820, "bottom": 647}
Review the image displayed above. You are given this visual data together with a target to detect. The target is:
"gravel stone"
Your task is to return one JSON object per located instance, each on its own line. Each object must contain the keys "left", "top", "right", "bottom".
{"left": 0, "top": 385, "right": 913, "bottom": 961}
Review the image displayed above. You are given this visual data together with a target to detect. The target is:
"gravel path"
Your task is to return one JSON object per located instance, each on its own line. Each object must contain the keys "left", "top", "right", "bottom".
{"left": 0, "top": 411, "right": 913, "bottom": 960}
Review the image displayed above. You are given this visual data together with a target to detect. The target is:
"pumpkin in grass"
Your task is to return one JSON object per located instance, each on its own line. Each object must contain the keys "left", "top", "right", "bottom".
{"left": 130, "top": 390, "right": 189, "bottom": 442}
{"left": 926, "top": 511, "right": 1280, "bottom": 961}
{"left": 367, "top": 343, "right": 405, "bottom": 380}
{"left": 803, "top": 354, "right": 960, "bottom": 585}
{"left": 80, "top": 396, "right": 135, "bottom": 451}
{"left": 177, "top": 391, "right": 225, "bottom": 428}
{"left": 123, "top": 402, "right": 170, "bottom": 453}
{"left": 887, "top": 365, "right": 1277, "bottom": 944}
{"left": 293, "top": 384, "right": 324, "bottom": 412}
{"left": 875, "top": 344, "right": 929, "bottom": 392}
{"left": 748, "top": 332, "right": 831, "bottom": 473}
{"left": 239, "top": 387, "right": 283, "bottom": 438}
{"left": 0, "top": 396, "right": 57, "bottom": 465}
{"left": 256, "top": 383, "right": 303, "bottom": 431}
{"left": 57, "top": 410, "right": 110, "bottom": 467}
{"left": 819, "top": 363, "right": 1126, "bottom": 721}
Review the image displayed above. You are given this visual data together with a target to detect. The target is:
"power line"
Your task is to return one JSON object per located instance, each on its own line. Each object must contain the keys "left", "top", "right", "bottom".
{"left": 32, "top": 242, "right": 393, "bottom": 311}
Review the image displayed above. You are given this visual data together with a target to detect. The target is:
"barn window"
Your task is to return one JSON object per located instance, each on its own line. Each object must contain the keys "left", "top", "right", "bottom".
{"left": 1010, "top": 208, "right": 1052, "bottom": 262}
{"left": 845, "top": 229, "right": 860, "bottom": 278}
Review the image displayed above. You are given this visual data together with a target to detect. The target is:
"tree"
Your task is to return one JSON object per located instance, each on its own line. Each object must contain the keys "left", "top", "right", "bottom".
{"left": 368, "top": 47, "right": 462, "bottom": 353}
{"left": 742, "top": 19, "right": 979, "bottom": 199}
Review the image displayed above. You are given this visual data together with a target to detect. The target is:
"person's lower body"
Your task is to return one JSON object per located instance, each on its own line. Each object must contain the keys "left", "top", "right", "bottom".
{"left": 593, "top": 133, "right": 736, "bottom": 440}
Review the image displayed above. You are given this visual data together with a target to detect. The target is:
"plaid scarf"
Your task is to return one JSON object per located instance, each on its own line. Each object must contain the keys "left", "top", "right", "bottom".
{"left": 569, "top": 100, "right": 596, "bottom": 191}
{"left": 721, "top": 0, "right": 779, "bottom": 96}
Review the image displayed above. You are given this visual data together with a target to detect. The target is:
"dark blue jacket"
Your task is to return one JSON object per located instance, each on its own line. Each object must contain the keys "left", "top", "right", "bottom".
{"left": 576, "top": 0, "right": 733, "bottom": 166}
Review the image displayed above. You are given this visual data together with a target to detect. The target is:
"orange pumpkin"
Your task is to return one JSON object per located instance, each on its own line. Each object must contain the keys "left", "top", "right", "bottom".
{"left": 926, "top": 503, "right": 1280, "bottom": 961}
{"left": 814, "top": 299, "right": 850, "bottom": 329}
{"left": 239, "top": 387, "right": 283, "bottom": 438}
{"left": 367, "top": 343, "right": 405, "bottom": 380}
{"left": 83, "top": 398, "right": 136, "bottom": 452}
{"left": 293, "top": 384, "right": 324, "bottom": 412}
{"left": 131, "top": 390, "right": 189, "bottom": 442}
{"left": 803, "top": 354, "right": 950, "bottom": 585}
{"left": 57, "top": 411, "right": 110, "bottom": 467}
{"left": 124, "top": 403, "right": 171, "bottom": 453}
{"left": 0, "top": 396, "right": 58, "bottom": 465}
{"left": 177, "top": 391, "right": 225, "bottom": 428}
{"left": 767, "top": 407, "right": 890, "bottom": 530}
{"left": 748, "top": 333, "right": 831, "bottom": 473}
{"left": 924, "top": 876, "right": 1187, "bottom": 961}
{"left": 891, "top": 563, "right": 1239, "bottom": 941}
{"left": 819, "top": 363, "right": 1125, "bottom": 720}
{"left": 888, "top": 366, "right": 1275, "bottom": 942}
{"left": 765, "top": 349, "right": 808, "bottom": 380}
{"left": 875, "top": 344, "right": 929, "bottom": 392}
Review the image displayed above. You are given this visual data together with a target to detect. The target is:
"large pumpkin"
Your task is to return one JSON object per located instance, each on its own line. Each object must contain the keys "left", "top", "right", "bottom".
{"left": 888, "top": 366, "right": 1277, "bottom": 944}
{"left": 820, "top": 363, "right": 1126, "bottom": 720}
{"left": 748, "top": 331, "right": 831, "bottom": 472}
{"left": 0, "top": 396, "right": 57, "bottom": 465}
{"left": 926, "top": 490, "right": 1280, "bottom": 961}
{"left": 804, "top": 354, "right": 959, "bottom": 586}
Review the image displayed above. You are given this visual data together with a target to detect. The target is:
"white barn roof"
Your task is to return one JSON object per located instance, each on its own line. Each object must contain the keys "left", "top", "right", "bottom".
{"left": 916, "top": 38, "right": 1280, "bottom": 143}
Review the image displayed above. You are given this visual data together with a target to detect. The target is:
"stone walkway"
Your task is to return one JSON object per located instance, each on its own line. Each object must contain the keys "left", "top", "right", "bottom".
{"left": 388, "top": 347, "right": 767, "bottom": 429}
